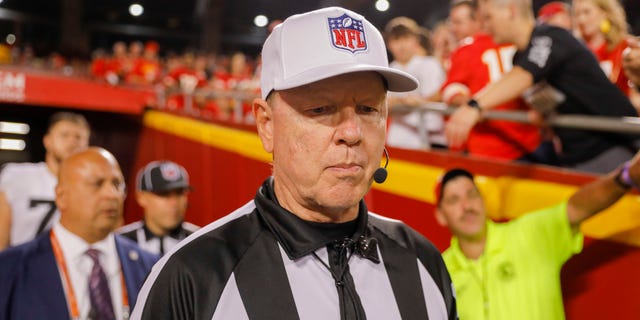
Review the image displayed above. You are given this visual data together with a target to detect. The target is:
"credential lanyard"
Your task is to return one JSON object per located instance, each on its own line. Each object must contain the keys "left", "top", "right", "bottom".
{"left": 50, "top": 230, "right": 130, "bottom": 320}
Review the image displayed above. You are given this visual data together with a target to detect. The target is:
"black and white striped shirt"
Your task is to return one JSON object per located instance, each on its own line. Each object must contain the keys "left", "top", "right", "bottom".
{"left": 131, "top": 178, "right": 457, "bottom": 320}
{"left": 118, "top": 221, "right": 199, "bottom": 256}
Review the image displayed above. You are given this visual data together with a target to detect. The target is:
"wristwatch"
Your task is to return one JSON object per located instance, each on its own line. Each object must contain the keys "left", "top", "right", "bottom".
{"left": 614, "top": 161, "right": 638, "bottom": 190}
{"left": 467, "top": 98, "right": 481, "bottom": 111}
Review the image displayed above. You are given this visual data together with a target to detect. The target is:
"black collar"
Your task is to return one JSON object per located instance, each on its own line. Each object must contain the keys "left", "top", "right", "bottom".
{"left": 254, "top": 177, "right": 379, "bottom": 263}
{"left": 142, "top": 222, "right": 185, "bottom": 240}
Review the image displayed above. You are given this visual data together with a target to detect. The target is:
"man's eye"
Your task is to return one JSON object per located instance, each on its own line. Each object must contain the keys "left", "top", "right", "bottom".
{"left": 358, "top": 105, "right": 378, "bottom": 113}
{"left": 307, "top": 106, "right": 330, "bottom": 115}
{"left": 91, "top": 180, "right": 103, "bottom": 189}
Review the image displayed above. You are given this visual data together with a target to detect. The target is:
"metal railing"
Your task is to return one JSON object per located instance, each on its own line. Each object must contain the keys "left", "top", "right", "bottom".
{"left": 392, "top": 101, "right": 640, "bottom": 135}
{"left": 160, "top": 88, "right": 640, "bottom": 136}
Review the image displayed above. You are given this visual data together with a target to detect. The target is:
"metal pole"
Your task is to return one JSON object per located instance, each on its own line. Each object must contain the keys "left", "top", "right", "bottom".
{"left": 393, "top": 102, "right": 640, "bottom": 135}
{"left": 166, "top": 89, "right": 640, "bottom": 136}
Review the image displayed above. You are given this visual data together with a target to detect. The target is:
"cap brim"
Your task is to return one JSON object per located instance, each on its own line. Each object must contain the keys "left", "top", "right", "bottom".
{"left": 272, "top": 62, "right": 418, "bottom": 93}
{"left": 150, "top": 183, "right": 192, "bottom": 193}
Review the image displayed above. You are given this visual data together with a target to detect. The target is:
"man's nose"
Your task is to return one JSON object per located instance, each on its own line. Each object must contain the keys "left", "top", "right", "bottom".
{"left": 335, "top": 108, "right": 362, "bottom": 146}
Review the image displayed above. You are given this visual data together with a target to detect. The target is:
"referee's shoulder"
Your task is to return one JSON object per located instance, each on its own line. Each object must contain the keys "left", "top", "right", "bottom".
{"left": 368, "top": 212, "right": 440, "bottom": 254}
{"left": 117, "top": 220, "right": 144, "bottom": 240}
{"left": 182, "top": 221, "right": 200, "bottom": 235}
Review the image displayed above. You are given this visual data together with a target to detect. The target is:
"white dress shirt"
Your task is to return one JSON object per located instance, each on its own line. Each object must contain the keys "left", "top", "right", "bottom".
{"left": 52, "top": 222, "right": 125, "bottom": 319}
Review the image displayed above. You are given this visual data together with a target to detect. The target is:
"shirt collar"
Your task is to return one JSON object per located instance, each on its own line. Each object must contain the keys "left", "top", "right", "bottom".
{"left": 53, "top": 222, "right": 119, "bottom": 276}
{"left": 447, "top": 220, "right": 501, "bottom": 269}
{"left": 142, "top": 222, "right": 185, "bottom": 240}
{"left": 254, "top": 177, "right": 379, "bottom": 263}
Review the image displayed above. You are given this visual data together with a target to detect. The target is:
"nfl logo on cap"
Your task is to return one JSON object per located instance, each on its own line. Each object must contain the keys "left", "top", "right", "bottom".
{"left": 160, "top": 163, "right": 181, "bottom": 181}
{"left": 328, "top": 13, "right": 367, "bottom": 53}
{"left": 137, "top": 160, "right": 191, "bottom": 193}
{"left": 258, "top": 6, "right": 418, "bottom": 99}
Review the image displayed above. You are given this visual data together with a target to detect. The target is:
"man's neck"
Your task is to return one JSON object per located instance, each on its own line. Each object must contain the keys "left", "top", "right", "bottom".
{"left": 394, "top": 54, "right": 415, "bottom": 66}
{"left": 458, "top": 232, "right": 487, "bottom": 260}
{"left": 45, "top": 154, "right": 60, "bottom": 177}
{"left": 514, "top": 19, "right": 536, "bottom": 51}
{"left": 272, "top": 178, "right": 359, "bottom": 223}
{"left": 586, "top": 34, "right": 606, "bottom": 51}
{"left": 145, "top": 220, "right": 170, "bottom": 237}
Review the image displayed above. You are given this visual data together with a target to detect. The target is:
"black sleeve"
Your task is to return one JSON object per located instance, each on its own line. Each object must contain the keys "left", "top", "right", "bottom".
{"left": 411, "top": 231, "right": 458, "bottom": 320}
{"left": 371, "top": 218, "right": 458, "bottom": 320}
{"left": 514, "top": 26, "right": 576, "bottom": 83}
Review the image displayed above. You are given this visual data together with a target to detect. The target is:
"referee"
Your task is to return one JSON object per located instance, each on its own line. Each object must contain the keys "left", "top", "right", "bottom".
{"left": 119, "top": 160, "right": 198, "bottom": 256}
{"left": 131, "top": 7, "right": 456, "bottom": 320}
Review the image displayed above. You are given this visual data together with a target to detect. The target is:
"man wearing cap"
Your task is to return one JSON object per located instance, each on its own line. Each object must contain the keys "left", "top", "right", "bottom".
{"left": 119, "top": 161, "right": 199, "bottom": 256}
{"left": 537, "top": 1, "right": 572, "bottom": 30}
{"left": 132, "top": 6, "right": 457, "bottom": 320}
{"left": 435, "top": 151, "right": 640, "bottom": 320}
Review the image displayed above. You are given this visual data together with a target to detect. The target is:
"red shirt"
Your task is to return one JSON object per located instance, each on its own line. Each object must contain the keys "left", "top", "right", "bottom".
{"left": 592, "top": 40, "right": 630, "bottom": 96}
{"left": 441, "top": 34, "right": 541, "bottom": 160}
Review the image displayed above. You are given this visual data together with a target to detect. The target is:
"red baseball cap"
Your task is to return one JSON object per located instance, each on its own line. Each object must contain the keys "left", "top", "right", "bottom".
{"left": 537, "top": 2, "right": 570, "bottom": 22}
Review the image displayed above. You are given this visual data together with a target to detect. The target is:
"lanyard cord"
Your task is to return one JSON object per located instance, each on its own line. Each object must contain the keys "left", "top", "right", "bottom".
{"left": 312, "top": 241, "right": 366, "bottom": 320}
{"left": 50, "top": 230, "right": 130, "bottom": 320}
{"left": 311, "top": 250, "right": 354, "bottom": 287}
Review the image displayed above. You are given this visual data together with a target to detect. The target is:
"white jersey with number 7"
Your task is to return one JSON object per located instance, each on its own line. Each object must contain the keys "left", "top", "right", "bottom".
{"left": 0, "top": 162, "right": 58, "bottom": 247}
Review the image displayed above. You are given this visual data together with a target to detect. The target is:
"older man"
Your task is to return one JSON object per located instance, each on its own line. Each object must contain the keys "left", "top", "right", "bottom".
{"left": 132, "top": 7, "right": 457, "bottom": 320}
{"left": 0, "top": 148, "right": 158, "bottom": 319}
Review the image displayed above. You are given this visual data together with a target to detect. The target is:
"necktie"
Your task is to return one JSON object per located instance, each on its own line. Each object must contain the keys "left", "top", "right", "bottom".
{"left": 86, "top": 248, "right": 116, "bottom": 320}
{"left": 327, "top": 239, "right": 366, "bottom": 320}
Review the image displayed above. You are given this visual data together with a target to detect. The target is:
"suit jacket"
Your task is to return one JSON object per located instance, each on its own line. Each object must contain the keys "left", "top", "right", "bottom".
{"left": 0, "top": 231, "right": 159, "bottom": 320}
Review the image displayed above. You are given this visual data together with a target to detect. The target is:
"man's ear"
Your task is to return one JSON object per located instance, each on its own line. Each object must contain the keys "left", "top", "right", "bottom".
{"left": 135, "top": 191, "right": 147, "bottom": 207}
{"left": 435, "top": 207, "right": 448, "bottom": 228}
{"left": 253, "top": 98, "right": 274, "bottom": 153}
{"left": 43, "top": 133, "right": 51, "bottom": 152}
{"left": 55, "top": 184, "right": 66, "bottom": 212}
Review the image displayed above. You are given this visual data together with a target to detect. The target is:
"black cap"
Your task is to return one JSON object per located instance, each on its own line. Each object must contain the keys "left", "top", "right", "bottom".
{"left": 136, "top": 160, "right": 191, "bottom": 193}
{"left": 435, "top": 168, "right": 474, "bottom": 204}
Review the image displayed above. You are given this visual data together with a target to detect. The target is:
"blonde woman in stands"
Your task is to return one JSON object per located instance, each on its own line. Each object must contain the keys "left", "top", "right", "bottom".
{"left": 573, "top": 0, "right": 640, "bottom": 109}
{"left": 623, "top": 37, "right": 640, "bottom": 92}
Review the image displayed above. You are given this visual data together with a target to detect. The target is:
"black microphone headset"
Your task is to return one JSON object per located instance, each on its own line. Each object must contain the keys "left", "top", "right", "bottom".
{"left": 373, "top": 148, "right": 389, "bottom": 184}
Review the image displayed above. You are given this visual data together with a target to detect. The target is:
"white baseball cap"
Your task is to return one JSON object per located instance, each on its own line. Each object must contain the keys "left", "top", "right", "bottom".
{"left": 260, "top": 6, "right": 418, "bottom": 99}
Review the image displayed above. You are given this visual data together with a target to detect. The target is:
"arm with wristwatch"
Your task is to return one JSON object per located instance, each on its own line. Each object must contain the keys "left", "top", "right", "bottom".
{"left": 445, "top": 66, "right": 535, "bottom": 148}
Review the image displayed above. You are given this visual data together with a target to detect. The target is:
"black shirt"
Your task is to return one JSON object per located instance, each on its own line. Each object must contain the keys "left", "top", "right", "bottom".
{"left": 514, "top": 24, "right": 638, "bottom": 164}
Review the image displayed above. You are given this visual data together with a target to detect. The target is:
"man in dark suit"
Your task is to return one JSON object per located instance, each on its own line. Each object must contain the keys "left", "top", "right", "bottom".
{"left": 0, "top": 147, "right": 158, "bottom": 320}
